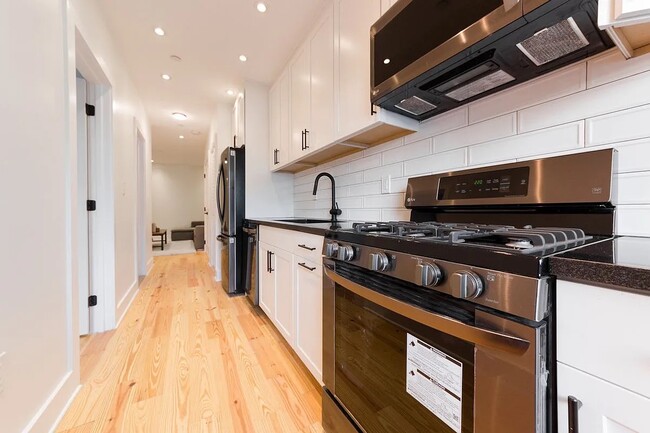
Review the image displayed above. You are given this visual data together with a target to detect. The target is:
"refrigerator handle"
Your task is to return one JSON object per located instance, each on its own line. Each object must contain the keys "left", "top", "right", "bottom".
{"left": 216, "top": 164, "right": 225, "bottom": 222}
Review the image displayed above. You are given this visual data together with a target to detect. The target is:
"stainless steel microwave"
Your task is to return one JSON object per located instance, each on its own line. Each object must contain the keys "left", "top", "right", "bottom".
{"left": 370, "top": 0, "right": 612, "bottom": 121}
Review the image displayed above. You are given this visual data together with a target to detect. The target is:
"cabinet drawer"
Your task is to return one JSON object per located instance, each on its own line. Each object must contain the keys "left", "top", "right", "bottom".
{"left": 557, "top": 280, "right": 650, "bottom": 398}
{"left": 557, "top": 362, "right": 650, "bottom": 433}
{"left": 292, "top": 232, "right": 324, "bottom": 263}
{"left": 259, "top": 225, "right": 296, "bottom": 251}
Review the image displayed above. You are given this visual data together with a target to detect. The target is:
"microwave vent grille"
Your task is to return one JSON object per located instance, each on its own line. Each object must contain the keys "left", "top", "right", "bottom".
{"left": 395, "top": 96, "right": 437, "bottom": 116}
{"left": 445, "top": 69, "right": 516, "bottom": 102}
{"left": 516, "top": 17, "right": 589, "bottom": 66}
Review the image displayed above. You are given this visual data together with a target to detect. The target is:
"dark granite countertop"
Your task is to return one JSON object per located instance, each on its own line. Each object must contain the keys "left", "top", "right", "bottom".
{"left": 549, "top": 236, "right": 650, "bottom": 295}
{"left": 246, "top": 217, "right": 359, "bottom": 236}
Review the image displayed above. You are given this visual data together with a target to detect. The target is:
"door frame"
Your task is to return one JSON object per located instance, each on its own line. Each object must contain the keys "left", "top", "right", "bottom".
{"left": 135, "top": 124, "right": 150, "bottom": 277}
{"left": 74, "top": 29, "right": 116, "bottom": 334}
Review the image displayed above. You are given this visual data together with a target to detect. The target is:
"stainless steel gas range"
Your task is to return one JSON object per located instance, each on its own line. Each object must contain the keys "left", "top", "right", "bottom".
{"left": 321, "top": 150, "right": 615, "bottom": 433}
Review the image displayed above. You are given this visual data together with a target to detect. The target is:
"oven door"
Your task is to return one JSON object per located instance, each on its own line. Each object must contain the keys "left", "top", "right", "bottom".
{"left": 323, "top": 260, "right": 548, "bottom": 433}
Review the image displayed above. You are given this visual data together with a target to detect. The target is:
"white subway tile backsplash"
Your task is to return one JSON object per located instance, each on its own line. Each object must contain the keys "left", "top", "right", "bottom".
{"left": 588, "top": 49, "right": 650, "bottom": 89}
{"left": 364, "top": 162, "right": 403, "bottom": 182}
{"left": 293, "top": 49, "right": 650, "bottom": 237}
{"left": 616, "top": 206, "right": 650, "bottom": 236}
{"left": 349, "top": 181, "right": 381, "bottom": 197}
{"left": 586, "top": 104, "right": 650, "bottom": 147}
{"left": 349, "top": 208, "right": 382, "bottom": 221}
{"left": 348, "top": 153, "right": 382, "bottom": 173}
{"left": 469, "top": 121, "right": 584, "bottom": 165}
{"left": 363, "top": 193, "right": 405, "bottom": 209}
{"left": 383, "top": 138, "right": 431, "bottom": 165}
{"left": 405, "top": 107, "right": 467, "bottom": 144}
{"left": 468, "top": 63, "right": 586, "bottom": 124}
{"left": 434, "top": 113, "right": 517, "bottom": 153}
{"left": 404, "top": 149, "right": 466, "bottom": 177}
{"left": 381, "top": 209, "right": 410, "bottom": 221}
{"left": 518, "top": 71, "right": 650, "bottom": 133}
{"left": 614, "top": 173, "right": 650, "bottom": 205}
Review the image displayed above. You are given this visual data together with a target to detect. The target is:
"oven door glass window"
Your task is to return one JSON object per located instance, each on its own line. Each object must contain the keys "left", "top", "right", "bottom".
{"left": 334, "top": 286, "right": 475, "bottom": 433}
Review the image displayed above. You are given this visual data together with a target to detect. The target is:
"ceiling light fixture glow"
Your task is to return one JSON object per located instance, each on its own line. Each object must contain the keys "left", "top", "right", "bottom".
{"left": 227, "top": 89, "right": 235, "bottom": 96}
{"left": 161, "top": 74, "right": 171, "bottom": 80}
{"left": 154, "top": 27, "right": 165, "bottom": 36}
{"left": 179, "top": 135, "right": 185, "bottom": 139}
{"left": 256, "top": 2, "right": 267, "bottom": 12}
{"left": 239, "top": 55, "right": 247, "bottom": 62}
{"left": 172, "top": 112, "right": 188, "bottom": 121}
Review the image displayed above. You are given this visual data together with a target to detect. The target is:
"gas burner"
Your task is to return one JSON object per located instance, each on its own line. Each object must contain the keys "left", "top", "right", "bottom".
{"left": 348, "top": 221, "right": 592, "bottom": 254}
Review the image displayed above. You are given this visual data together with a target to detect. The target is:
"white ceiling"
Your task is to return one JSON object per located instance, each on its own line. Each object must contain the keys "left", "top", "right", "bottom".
{"left": 97, "top": 0, "right": 328, "bottom": 166}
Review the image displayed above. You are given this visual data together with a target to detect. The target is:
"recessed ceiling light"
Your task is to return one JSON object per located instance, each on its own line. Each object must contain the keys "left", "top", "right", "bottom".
{"left": 256, "top": 2, "right": 267, "bottom": 12}
{"left": 239, "top": 55, "right": 247, "bottom": 62}
{"left": 179, "top": 135, "right": 185, "bottom": 139}
{"left": 151, "top": 159, "right": 154, "bottom": 163}
{"left": 383, "top": 58, "right": 390, "bottom": 64}
{"left": 154, "top": 27, "right": 165, "bottom": 36}
{"left": 172, "top": 112, "right": 188, "bottom": 121}
{"left": 170, "top": 55, "right": 182, "bottom": 62}
{"left": 161, "top": 74, "right": 171, "bottom": 80}
{"left": 227, "top": 89, "right": 235, "bottom": 96}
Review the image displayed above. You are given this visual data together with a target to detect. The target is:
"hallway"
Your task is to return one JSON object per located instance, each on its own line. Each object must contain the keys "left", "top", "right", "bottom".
{"left": 56, "top": 253, "right": 323, "bottom": 433}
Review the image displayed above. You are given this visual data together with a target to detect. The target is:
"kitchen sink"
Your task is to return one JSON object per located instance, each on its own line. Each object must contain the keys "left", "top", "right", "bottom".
{"left": 276, "top": 218, "right": 333, "bottom": 224}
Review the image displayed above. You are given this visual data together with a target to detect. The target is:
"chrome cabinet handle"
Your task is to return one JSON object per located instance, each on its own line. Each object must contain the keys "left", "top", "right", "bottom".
{"left": 568, "top": 396, "right": 582, "bottom": 433}
{"left": 269, "top": 251, "right": 274, "bottom": 272}
{"left": 298, "top": 244, "right": 316, "bottom": 251}
{"left": 304, "top": 129, "right": 309, "bottom": 150}
{"left": 324, "top": 266, "right": 530, "bottom": 354}
{"left": 298, "top": 262, "right": 317, "bottom": 272}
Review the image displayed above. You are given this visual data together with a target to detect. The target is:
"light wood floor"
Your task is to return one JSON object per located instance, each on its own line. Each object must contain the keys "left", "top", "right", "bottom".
{"left": 57, "top": 253, "right": 323, "bottom": 433}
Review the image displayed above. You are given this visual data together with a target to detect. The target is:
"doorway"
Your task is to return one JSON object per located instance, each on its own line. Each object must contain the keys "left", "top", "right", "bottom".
{"left": 136, "top": 127, "right": 148, "bottom": 278}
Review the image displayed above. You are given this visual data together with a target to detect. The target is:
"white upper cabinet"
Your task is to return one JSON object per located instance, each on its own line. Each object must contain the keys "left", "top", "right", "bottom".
{"left": 337, "top": 0, "right": 381, "bottom": 139}
{"left": 269, "top": 72, "right": 290, "bottom": 170}
{"left": 380, "top": 0, "right": 398, "bottom": 16}
{"left": 599, "top": 0, "right": 650, "bottom": 57}
{"left": 310, "top": 7, "right": 335, "bottom": 151}
{"left": 290, "top": 44, "right": 311, "bottom": 161}
{"left": 232, "top": 93, "right": 245, "bottom": 148}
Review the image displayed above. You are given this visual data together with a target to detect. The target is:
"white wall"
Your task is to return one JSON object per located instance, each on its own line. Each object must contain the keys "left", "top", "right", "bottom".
{"left": 0, "top": 1, "right": 151, "bottom": 432}
{"left": 70, "top": 0, "right": 152, "bottom": 325}
{"left": 152, "top": 164, "right": 205, "bottom": 230}
{"left": 244, "top": 81, "right": 295, "bottom": 218}
{"left": 0, "top": 1, "right": 77, "bottom": 432}
{"left": 294, "top": 48, "right": 650, "bottom": 237}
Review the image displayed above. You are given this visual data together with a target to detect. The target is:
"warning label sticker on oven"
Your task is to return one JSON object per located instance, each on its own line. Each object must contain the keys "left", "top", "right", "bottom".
{"left": 406, "top": 333, "right": 462, "bottom": 433}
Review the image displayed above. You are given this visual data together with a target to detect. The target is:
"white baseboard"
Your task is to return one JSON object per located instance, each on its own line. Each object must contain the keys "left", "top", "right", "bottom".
{"left": 21, "top": 371, "right": 80, "bottom": 433}
{"left": 116, "top": 279, "right": 139, "bottom": 327}
{"left": 145, "top": 257, "right": 154, "bottom": 275}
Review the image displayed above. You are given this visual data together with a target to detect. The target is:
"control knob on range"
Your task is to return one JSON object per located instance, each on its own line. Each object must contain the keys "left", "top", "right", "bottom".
{"left": 417, "top": 263, "right": 443, "bottom": 287}
{"left": 369, "top": 252, "right": 390, "bottom": 271}
{"left": 324, "top": 242, "right": 339, "bottom": 258}
{"left": 450, "top": 271, "right": 484, "bottom": 299}
{"left": 337, "top": 245, "right": 355, "bottom": 261}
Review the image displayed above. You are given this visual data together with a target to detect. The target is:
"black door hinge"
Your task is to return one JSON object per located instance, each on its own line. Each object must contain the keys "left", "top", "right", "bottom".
{"left": 85, "top": 104, "right": 96, "bottom": 116}
{"left": 88, "top": 295, "right": 98, "bottom": 307}
{"left": 87, "top": 200, "right": 97, "bottom": 211}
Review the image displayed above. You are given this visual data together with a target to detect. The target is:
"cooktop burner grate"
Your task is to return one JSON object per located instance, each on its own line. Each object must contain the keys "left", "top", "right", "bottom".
{"left": 350, "top": 221, "right": 591, "bottom": 254}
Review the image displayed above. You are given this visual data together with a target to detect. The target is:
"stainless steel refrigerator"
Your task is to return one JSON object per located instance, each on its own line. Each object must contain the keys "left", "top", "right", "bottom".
{"left": 216, "top": 146, "right": 245, "bottom": 294}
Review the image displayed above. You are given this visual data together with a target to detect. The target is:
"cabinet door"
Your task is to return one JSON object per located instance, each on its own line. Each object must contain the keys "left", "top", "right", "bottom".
{"left": 337, "top": 0, "right": 381, "bottom": 139}
{"left": 557, "top": 362, "right": 650, "bottom": 433}
{"left": 294, "top": 257, "right": 323, "bottom": 382}
{"left": 258, "top": 241, "right": 275, "bottom": 318}
{"left": 290, "top": 45, "right": 311, "bottom": 160}
{"left": 273, "top": 248, "right": 294, "bottom": 344}
{"left": 309, "top": 6, "right": 334, "bottom": 151}
{"left": 279, "top": 72, "right": 290, "bottom": 166}
{"left": 269, "top": 82, "right": 281, "bottom": 169}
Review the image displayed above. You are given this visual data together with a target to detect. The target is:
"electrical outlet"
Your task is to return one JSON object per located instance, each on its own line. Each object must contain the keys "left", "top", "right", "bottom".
{"left": 381, "top": 175, "right": 392, "bottom": 194}
{"left": 0, "top": 351, "right": 6, "bottom": 395}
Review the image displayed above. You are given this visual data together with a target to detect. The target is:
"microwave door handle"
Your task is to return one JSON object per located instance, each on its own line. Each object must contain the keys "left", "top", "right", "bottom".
{"left": 503, "top": 0, "right": 520, "bottom": 11}
{"left": 324, "top": 266, "right": 530, "bottom": 354}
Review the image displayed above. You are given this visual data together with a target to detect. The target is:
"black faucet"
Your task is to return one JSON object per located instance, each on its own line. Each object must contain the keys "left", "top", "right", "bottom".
{"left": 313, "top": 172, "right": 342, "bottom": 226}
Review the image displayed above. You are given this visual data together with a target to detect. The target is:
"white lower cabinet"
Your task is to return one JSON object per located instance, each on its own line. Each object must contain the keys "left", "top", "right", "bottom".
{"left": 258, "top": 226, "right": 323, "bottom": 383}
{"left": 556, "top": 280, "right": 650, "bottom": 432}
{"left": 273, "top": 248, "right": 294, "bottom": 344}
{"left": 294, "top": 257, "right": 323, "bottom": 382}
{"left": 557, "top": 362, "right": 650, "bottom": 433}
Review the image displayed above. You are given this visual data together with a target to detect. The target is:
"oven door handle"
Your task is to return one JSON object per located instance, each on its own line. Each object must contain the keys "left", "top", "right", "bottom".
{"left": 324, "top": 266, "right": 530, "bottom": 354}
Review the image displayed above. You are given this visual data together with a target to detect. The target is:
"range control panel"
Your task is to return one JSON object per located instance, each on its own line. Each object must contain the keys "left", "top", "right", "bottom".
{"left": 437, "top": 167, "right": 529, "bottom": 200}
